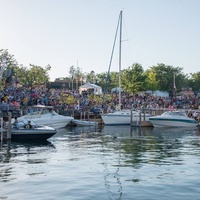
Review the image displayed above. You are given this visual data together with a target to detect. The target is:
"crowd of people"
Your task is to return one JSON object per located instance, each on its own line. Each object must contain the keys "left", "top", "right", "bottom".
{"left": 0, "top": 85, "right": 200, "bottom": 119}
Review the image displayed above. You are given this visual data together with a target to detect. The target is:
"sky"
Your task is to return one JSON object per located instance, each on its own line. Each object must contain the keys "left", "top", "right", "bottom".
{"left": 1, "top": 0, "right": 200, "bottom": 81}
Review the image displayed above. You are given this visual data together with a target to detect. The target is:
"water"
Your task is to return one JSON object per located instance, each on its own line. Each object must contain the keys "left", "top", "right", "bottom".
{"left": 1, "top": 125, "right": 200, "bottom": 200}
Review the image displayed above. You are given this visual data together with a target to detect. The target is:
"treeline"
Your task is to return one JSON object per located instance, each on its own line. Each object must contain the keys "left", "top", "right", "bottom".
{"left": 69, "top": 63, "right": 200, "bottom": 95}
{"left": 1, "top": 49, "right": 200, "bottom": 95}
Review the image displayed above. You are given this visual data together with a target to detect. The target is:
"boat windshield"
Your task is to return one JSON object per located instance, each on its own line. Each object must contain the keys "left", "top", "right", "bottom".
{"left": 13, "top": 121, "right": 25, "bottom": 128}
{"left": 162, "top": 111, "right": 187, "bottom": 117}
{"left": 14, "top": 120, "right": 37, "bottom": 129}
{"left": 27, "top": 109, "right": 59, "bottom": 116}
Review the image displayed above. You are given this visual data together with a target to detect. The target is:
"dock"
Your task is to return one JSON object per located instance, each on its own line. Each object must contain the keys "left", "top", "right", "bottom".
{"left": 130, "top": 110, "right": 153, "bottom": 127}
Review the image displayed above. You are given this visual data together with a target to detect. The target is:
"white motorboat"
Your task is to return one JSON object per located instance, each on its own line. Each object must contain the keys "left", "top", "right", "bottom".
{"left": 2, "top": 120, "right": 57, "bottom": 141}
{"left": 101, "top": 110, "right": 151, "bottom": 125}
{"left": 149, "top": 111, "right": 198, "bottom": 127}
{"left": 15, "top": 105, "right": 74, "bottom": 129}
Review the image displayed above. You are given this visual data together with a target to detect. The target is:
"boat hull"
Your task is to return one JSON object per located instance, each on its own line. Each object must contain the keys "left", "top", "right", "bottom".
{"left": 11, "top": 132, "right": 56, "bottom": 141}
{"left": 101, "top": 112, "right": 150, "bottom": 125}
{"left": 1, "top": 121, "right": 57, "bottom": 141}
{"left": 149, "top": 118, "right": 198, "bottom": 127}
{"left": 101, "top": 114, "right": 131, "bottom": 125}
{"left": 6, "top": 125, "right": 56, "bottom": 141}
{"left": 17, "top": 115, "right": 74, "bottom": 129}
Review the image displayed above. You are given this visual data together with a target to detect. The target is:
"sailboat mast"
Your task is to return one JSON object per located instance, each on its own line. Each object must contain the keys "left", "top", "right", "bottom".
{"left": 119, "top": 10, "right": 122, "bottom": 109}
{"left": 103, "top": 11, "right": 122, "bottom": 103}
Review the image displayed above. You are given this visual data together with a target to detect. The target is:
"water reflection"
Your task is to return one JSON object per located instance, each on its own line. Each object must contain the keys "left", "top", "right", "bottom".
{"left": 1, "top": 125, "right": 200, "bottom": 199}
{"left": 53, "top": 125, "right": 200, "bottom": 199}
{"left": 55, "top": 125, "right": 200, "bottom": 148}
{"left": 0, "top": 140, "right": 55, "bottom": 182}
{"left": 60, "top": 125, "right": 200, "bottom": 168}
{"left": 99, "top": 126, "right": 200, "bottom": 167}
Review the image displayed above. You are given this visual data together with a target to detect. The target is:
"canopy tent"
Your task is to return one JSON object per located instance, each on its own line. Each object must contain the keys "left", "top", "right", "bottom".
{"left": 152, "top": 90, "right": 169, "bottom": 97}
{"left": 111, "top": 87, "right": 124, "bottom": 93}
{"left": 79, "top": 82, "right": 102, "bottom": 95}
{"left": 139, "top": 90, "right": 169, "bottom": 97}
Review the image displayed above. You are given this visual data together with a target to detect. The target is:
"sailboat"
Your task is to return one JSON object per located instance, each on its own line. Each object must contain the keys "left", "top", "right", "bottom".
{"left": 101, "top": 11, "right": 151, "bottom": 125}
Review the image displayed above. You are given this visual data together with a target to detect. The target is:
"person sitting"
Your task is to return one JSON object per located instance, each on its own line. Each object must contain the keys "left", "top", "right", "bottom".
{"left": 24, "top": 121, "right": 33, "bottom": 129}
{"left": 193, "top": 112, "right": 199, "bottom": 120}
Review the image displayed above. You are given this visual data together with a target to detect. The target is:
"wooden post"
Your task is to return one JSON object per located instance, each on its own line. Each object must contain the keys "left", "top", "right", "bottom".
{"left": 7, "top": 112, "right": 12, "bottom": 140}
{"left": 20, "top": 109, "right": 23, "bottom": 117}
{"left": 87, "top": 112, "right": 89, "bottom": 120}
{"left": 143, "top": 110, "right": 146, "bottom": 121}
{"left": 139, "top": 111, "right": 142, "bottom": 125}
{"left": 80, "top": 112, "right": 82, "bottom": 120}
{"left": 1, "top": 117, "right": 3, "bottom": 141}
{"left": 130, "top": 110, "right": 133, "bottom": 124}
{"left": 83, "top": 112, "right": 86, "bottom": 120}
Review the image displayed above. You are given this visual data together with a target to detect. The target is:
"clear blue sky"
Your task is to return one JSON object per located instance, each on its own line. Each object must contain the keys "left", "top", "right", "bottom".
{"left": 1, "top": 0, "right": 200, "bottom": 81}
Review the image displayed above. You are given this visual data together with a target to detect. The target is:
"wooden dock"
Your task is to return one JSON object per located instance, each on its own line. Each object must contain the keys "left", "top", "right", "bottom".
{"left": 130, "top": 110, "right": 153, "bottom": 127}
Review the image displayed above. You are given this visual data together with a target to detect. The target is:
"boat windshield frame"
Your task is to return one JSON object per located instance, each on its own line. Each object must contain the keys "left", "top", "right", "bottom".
{"left": 13, "top": 120, "right": 38, "bottom": 129}
{"left": 161, "top": 111, "right": 187, "bottom": 117}
{"left": 26, "top": 109, "right": 59, "bottom": 117}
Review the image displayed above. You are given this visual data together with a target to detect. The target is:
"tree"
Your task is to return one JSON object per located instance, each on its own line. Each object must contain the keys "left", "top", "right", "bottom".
{"left": 188, "top": 72, "right": 200, "bottom": 92}
{"left": 121, "top": 63, "right": 147, "bottom": 93}
{"left": 69, "top": 66, "right": 76, "bottom": 90}
{"left": 15, "top": 64, "right": 51, "bottom": 87}
{"left": 74, "top": 66, "right": 84, "bottom": 89}
{"left": 14, "top": 65, "right": 28, "bottom": 86}
{"left": 109, "top": 72, "right": 119, "bottom": 90}
{"left": 96, "top": 72, "right": 107, "bottom": 91}
{"left": 145, "top": 70, "right": 159, "bottom": 91}
{"left": 0, "top": 49, "right": 18, "bottom": 85}
{"left": 150, "top": 63, "right": 187, "bottom": 95}
{"left": 86, "top": 70, "right": 96, "bottom": 83}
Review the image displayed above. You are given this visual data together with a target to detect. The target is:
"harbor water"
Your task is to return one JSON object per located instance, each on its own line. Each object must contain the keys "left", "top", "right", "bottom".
{"left": 1, "top": 125, "right": 200, "bottom": 200}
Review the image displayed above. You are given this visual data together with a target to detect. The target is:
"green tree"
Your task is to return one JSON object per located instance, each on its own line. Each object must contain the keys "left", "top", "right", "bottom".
{"left": 96, "top": 72, "right": 107, "bottom": 90}
{"left": 188, "top": 72, "right": 200, "bottom": 92}
{"left": 96, "top": 71, "right": 120, "bottom": 93}
{"left": 14, "top": 65, "right": 28, "bottom": 86}
{"left": 15, "top": 64, "right": 51, "bottom": 87}
{"left": 0, "top": 49, "right": 18, "bottom": 85}
{"left": 69, "top": 65, "right": 76, "bottom": 90}
{"left": 145, "top": 70, "right": 159, "bottom": 91}
{"left": 150, "top": 63, "right": 187, "bottom": 95}
{"left": 86, "top": 70, "right": 96, "bottom": 83}
{"left": 74, "top": 66, "right": 84, "bottom": 88}
{"left": 121, "top": 63, "right": 147, "bottom": 93}
{"left": 109, "top": 71, "right": 119, "bottom": 90}
{"left": 69, "top": 66, "right": 75, "bottom": 79}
